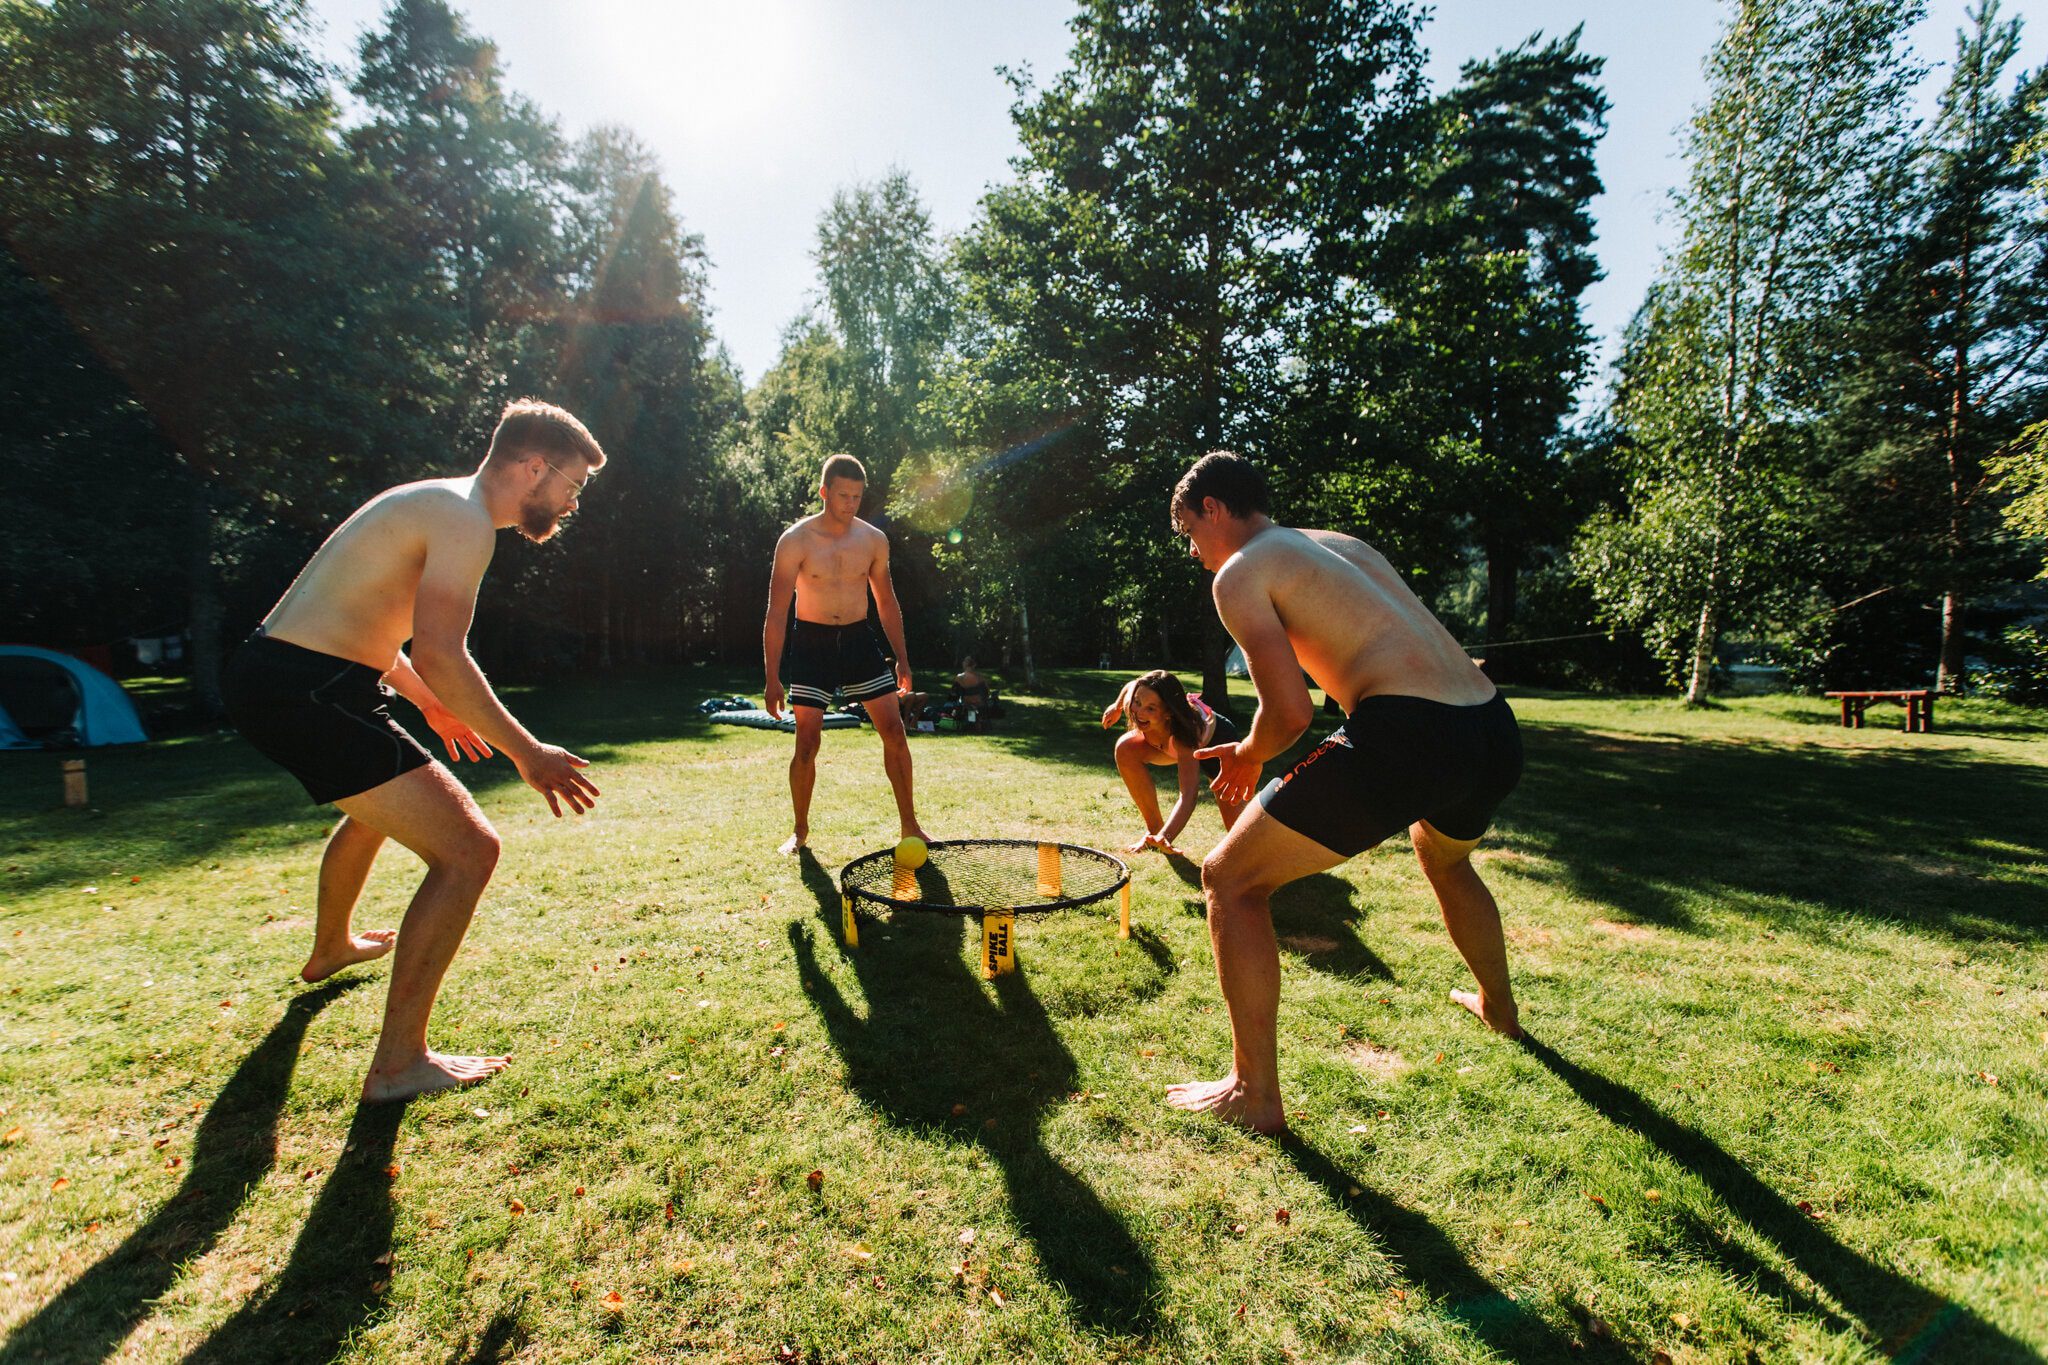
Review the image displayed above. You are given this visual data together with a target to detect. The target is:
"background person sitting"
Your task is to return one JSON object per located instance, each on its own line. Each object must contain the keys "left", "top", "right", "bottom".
{"left": 954, "top": 656, "right": 994, "bottom": 732}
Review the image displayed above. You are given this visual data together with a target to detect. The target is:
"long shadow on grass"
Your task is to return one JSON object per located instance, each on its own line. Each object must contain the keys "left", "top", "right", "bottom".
{"left": 1503, "top": 725, "right": 2048, "bottom": 941}
{"left": 789, "top": 851, "right": 1164, "bottom": 1336}
{"left": 182, "top": 1097, "right": 411, "bottom": 1363}
{"left": 1523, "top": 1035, "right": 2037, "bottom": 1363}
{"left": 0, "top": 979, "right": 364, "bottom": 1365}
{"left": 1282, "top": 1136, "right": 1624, "bottom": 1363}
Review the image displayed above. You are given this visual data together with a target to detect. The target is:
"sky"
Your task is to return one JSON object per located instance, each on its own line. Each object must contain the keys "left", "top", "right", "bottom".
{"left": 303, "top": 0, "right": 2048, "bottom": 398}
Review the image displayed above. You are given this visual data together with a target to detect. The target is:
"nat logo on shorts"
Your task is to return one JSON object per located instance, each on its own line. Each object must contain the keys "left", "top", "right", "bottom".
{"left": 1274, "top": 728, "right": 1351, "bottom": 789}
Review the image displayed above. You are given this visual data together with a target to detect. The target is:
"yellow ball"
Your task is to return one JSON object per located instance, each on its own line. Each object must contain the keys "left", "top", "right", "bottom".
{"left": 894, "top": 836, "right": 928, "bottom": 869}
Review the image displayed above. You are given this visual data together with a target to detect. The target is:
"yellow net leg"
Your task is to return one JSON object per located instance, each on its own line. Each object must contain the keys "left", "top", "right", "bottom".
{"left": 1118, "top": 882, "right": 1131, "bottom": 939}
{"left": 1036, "top": 841, "right": 1061, "bottom": 899}
{"left": 982, "top": 911, "right": 1016, "bottom": 978}
{"left": 841, "top": 893, "right": 859, "bottom": 949}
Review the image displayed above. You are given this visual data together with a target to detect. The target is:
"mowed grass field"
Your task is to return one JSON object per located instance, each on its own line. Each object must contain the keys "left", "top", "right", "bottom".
{"left": 1, "top": 670, "right": 2044, "bottom": 1364}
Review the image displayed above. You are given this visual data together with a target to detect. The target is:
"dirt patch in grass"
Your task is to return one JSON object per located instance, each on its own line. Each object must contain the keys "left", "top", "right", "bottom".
{"left": 1591, "top": 919, "right": 1655, "bottom": 942}
{"left": 1278, "top": 933, "right": 1342, "bottom": 955}
{"left": 1342, "top": 1039, "right": 1410, "bottom": 1076}
{"left": 1507, "top": 922, "right": 1556, "bottom": 949}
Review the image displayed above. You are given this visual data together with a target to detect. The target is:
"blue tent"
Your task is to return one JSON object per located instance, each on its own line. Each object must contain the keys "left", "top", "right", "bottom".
{"left": 0, "top": 646, "right": 147, "bottom": 749}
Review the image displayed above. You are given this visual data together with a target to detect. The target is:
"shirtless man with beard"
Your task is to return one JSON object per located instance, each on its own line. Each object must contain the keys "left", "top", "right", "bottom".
{"left": 763, "top": 453, "right": 927, "bottom": 855}
{"left": 223, "top": 399, "right": 605, "bottom": 1101}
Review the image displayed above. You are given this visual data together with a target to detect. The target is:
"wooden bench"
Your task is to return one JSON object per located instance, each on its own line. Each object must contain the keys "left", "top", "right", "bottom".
{"left": 1825, "top": 689, "right": 1935, "bottom": 733}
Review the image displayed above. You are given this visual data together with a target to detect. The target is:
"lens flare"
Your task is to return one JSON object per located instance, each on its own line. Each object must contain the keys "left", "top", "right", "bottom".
{"left": 900, "top": 469, "right": 974, "bottom": 534}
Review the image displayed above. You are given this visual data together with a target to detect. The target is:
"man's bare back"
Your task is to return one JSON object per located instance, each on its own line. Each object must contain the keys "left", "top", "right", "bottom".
{"left": 263, "top": 478, "right": 494, "bottom": 671}
{"left": 782, "top": 511, "right": 888, "bottom": 624}
{"left": 1221, "top": 526, "right": 1494, "bottom": 711}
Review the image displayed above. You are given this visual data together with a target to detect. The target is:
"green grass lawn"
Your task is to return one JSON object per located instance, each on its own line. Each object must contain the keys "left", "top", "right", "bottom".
{"left": 1, "top": 671, "right": 2044, "bottom": 1363}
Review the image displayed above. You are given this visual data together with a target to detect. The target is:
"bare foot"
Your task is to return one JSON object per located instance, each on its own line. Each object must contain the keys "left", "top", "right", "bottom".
{"left": 901, "top": 826, "right": 932, "bottom": 845}
{"left": 361, "top": 1050, "right": 510, "bottom": 1103}
{"left": 300, "top": 930, "right": 398, "bottom": 983}
{"left": 779, "top": 831, "right": 807, "bottom": 856}
{"left": 1450, "top": 988, "right": 1523, "bottom": 1039}
{"left": 1164, "top": 1073, "right": 1286, "bottom": 1134}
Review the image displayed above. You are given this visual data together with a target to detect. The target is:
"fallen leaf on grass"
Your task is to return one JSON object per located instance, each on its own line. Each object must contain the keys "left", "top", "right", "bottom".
{"left": 950, "top": 1103, "right": 968, "bottom": 1118}
{"left": 1274, "top": 1208, "right": 1291, "bottom": 1225}
{"left": 601, "top": 1291, "right": 624, "bottom": 1312}
{"left": 1585, "top": 1193, "right": 1605, "bottom": 1205}
{"left": 573, "top": 1185, "right": 584, "bottom": 1196}
{"left": 1644, "top": 1189, "right": 1661, "bottom": 1201}
{"left": 153, "top": 1137, "right": 170, "bottom": 1150}
{"left": 1511, "top": 1218, "right": 1532, "bottom": 1227}
{"left": 1, "top": 1127, "right": 21, "bottom": 1145}
{"left": 1234, "top": 1303, "right": 1247, "bottom": 1321}
{"left": 988, "top": 1286, "right": 1006, "bottom": 1307}
{"left": 472, "top": 1108, "right": 490, "bottom": 1119}
{"left": 384, "top": 1164, "right": 400, "bottom": 1179}
{"left": 806, "top": 1169, "right": 823, "bottom": 1193}
{"left": 1671, "top": 1312, "right": 1694, "bottom": 1329}
{"left": 844, "top": 1243, "right": 874, "bottom": 1261}
{"left": 507, "top": 1199, "right": 526, "bottom": 1216}
{"left": 49, "top": 1177, "right": 68, "bottom": 1192}
{"left": 1978, "top": 1071, "right": 2000, "bottom": 1086}
{"left": 958, "top": 1229, "right": 976, "bottom": 1246}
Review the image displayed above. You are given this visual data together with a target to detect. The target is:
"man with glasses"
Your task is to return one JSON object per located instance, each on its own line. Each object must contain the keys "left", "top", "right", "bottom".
{"left": 223, "top": 398, "right": 605, "bottom": 1101}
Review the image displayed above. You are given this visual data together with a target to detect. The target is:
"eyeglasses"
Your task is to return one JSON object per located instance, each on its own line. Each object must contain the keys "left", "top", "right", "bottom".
{"left": 543, "top": 460, "right": 590, "bottom": 495}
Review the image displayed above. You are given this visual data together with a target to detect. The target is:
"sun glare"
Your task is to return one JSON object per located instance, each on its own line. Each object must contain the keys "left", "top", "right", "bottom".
{"left": 586, "top": 2, "right": 810, "bottom": 155}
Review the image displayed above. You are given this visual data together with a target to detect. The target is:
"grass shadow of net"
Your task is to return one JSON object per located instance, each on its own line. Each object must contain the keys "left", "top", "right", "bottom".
{"left": 182, "top": 1096, "right": 413, "bottom": 1364}
{"left": 0, "top": 978, "right": 365, "bottom": 1365}
{"left": 1282, "top": 1134, "right": 1627, "bottom": 1363}
{"left": 1521, "top": 1034, "right": 2038, "bottom": 1362}
{"left": 791, "top": 849, "right": 1163, "bottom": 1335}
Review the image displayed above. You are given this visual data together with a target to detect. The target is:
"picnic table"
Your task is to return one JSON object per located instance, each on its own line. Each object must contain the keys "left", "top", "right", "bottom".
{"left": 1824, "top": 689, "right": 1935, "bottom": 733}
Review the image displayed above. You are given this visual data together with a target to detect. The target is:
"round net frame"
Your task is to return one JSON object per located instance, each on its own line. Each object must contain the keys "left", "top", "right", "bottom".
{"left": 841, "top": 839, "right": 1129, "bottom": 916}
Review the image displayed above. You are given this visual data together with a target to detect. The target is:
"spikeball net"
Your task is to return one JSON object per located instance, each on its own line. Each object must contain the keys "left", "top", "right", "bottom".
{"left": 838, "top": 839, "right": 1132, "bottom": 977}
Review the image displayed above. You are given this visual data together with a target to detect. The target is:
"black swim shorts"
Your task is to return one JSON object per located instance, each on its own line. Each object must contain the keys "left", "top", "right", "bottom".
{"left": 781, "top": 618, "right": 896, "bottom": 710}
{"left": 223, "top": 630, "right": 432, "bottom": 805}
{"left": 1255, "top": 692, "right": 1522, "bottom": 857}
{"left": 1198, "top": 712, "right": 1241, "bottom": 782}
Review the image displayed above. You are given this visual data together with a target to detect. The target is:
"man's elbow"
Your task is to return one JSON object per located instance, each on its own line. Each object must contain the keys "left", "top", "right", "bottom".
{"left": 411, "top": 642, "right": 467, "bottom": 688}
{"left": 1274, "top": 697, "right": 1316, "bottom": 740}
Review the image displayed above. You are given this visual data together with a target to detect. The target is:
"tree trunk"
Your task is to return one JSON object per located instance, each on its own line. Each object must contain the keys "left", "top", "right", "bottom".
{"left": 1684, "top": 566, "right": 1720, "bottom": 706}
{"left": 188, "top": 485, "right": 224, "bottom": 717}
{"left": 1484, "top": 538, "right": 1518, "bottom": 643}
{"left": 1201, "top": 614, "right": 1230, "bottom": 714}
{"left": 1937, "top": 590, "right": 1966, "bottom": 693}
{"left": 1016, "top": 597, "right": 1037, "bottom": 688}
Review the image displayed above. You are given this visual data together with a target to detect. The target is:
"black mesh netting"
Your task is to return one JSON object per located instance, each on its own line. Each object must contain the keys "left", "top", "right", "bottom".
{"left": 840, "top": 839, "right": 1129, "bottom": 915}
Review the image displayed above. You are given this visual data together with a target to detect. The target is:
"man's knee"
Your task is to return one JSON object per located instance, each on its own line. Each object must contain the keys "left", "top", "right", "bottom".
{"left": 1411, "top": 821, "right": 1479, "bottom": 878}
{"left": 792, "top": 725, "right": 823, "bottom": 761}
{"left": 1201, "top": 845, "right": 1265, "bottom": 908}
{"left": 436, "top": 821, "right": 501, "bottom": 882}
